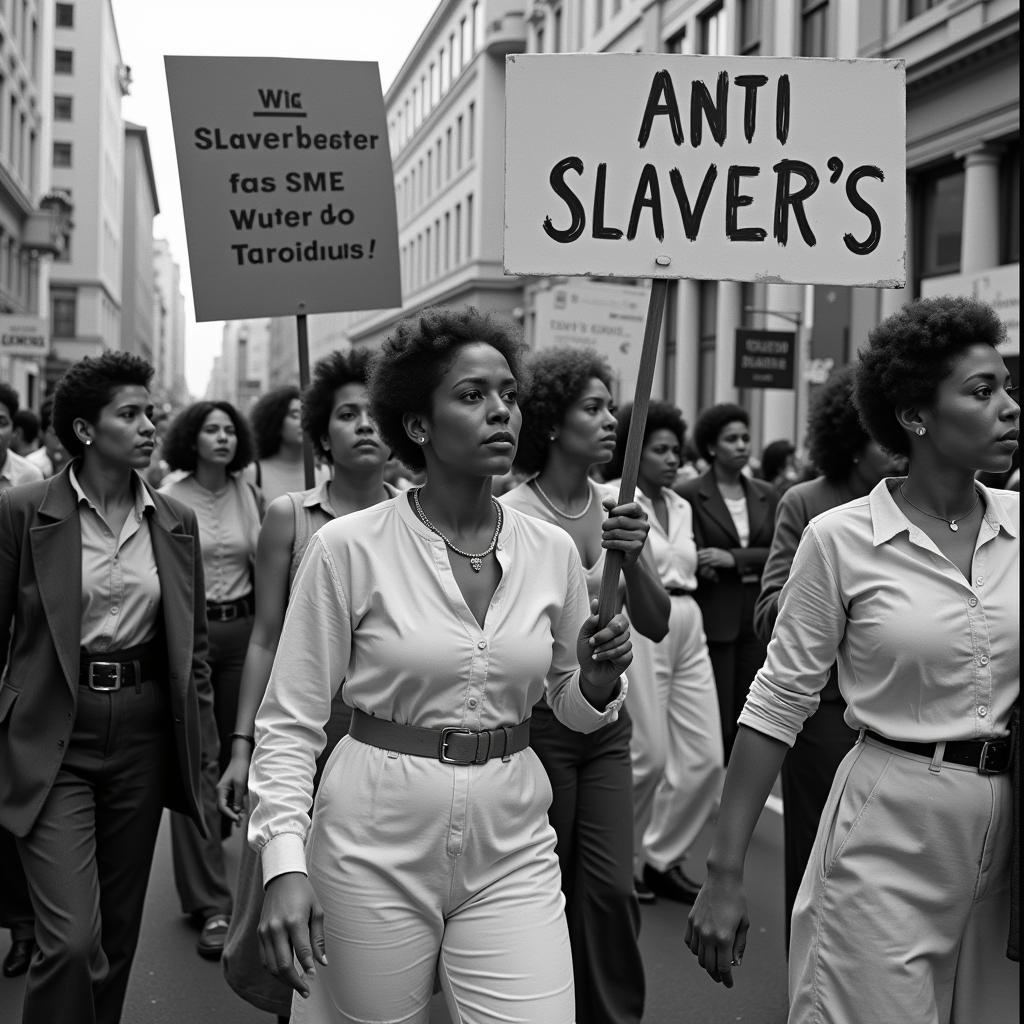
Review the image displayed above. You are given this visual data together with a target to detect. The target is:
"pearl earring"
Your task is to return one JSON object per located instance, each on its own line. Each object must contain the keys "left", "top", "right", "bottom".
{"left": 916, "top": 427, "right": 926, "bottom": 437}
{"left": 84, "top": 439, "right": 92, "bottom": 447}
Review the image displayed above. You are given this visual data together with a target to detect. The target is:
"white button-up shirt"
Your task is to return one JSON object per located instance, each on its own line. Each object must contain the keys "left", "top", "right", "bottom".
{"left": 250, "top": 493, "right": 626, "bottom": 881}
{"left": 740, "top": 480, "right": 1018, "bottom": 746}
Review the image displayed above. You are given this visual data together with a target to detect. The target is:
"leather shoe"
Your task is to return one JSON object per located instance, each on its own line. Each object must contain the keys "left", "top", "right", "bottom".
{"left": 642, "top": 863, "right": 702, "bottom": 904}
{"left": 633, "top": 876, "right": 657, "bottom": 904}
{"left": 196, "top": 914, "right": 230, "bottom": 960}
{"left": 2, "top": 937, "right": 34, "bottom": 977}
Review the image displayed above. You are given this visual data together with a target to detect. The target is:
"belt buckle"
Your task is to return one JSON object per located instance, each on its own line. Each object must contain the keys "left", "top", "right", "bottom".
{"left": 439, "top": 727, "right": 476, "bottom": 765}
{"left": 977, "top": 740, "right": 1005, "bottom": 774}
{"left": 87, "top": 662, "right": 123, "bottom": 692}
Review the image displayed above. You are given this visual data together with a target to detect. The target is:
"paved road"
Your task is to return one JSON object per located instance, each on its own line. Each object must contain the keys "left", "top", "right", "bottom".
{"left": 0, "top": 806, "right": 789, "bottom": 1023}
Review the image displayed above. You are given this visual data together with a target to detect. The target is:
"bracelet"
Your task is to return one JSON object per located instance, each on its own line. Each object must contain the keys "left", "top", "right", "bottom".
{"left": 230, "top": 732, "right": 255, "bottom": 746}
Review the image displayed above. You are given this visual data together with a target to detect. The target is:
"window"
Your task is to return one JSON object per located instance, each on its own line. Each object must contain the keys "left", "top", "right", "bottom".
{"left": 446, "top": 126, "right": 452, "bottom": 178}
{"left": 56, "top": 3, "right": 74, "bottom": 27}
{"left": 594, "top": 0, "right": 604, "bottom": 32}
{"left": 455, "top": 203, "right": 462, "bottom": 263}
{"left": 450, "top": 31, "right": 460, "bottom": 78}
{"left": 699, "top": 4, "right": 729, "bottom": 56}
{"left": 553, "top": 6, "right": 563, "bottom": 50}
{"left": 666, "top": 27, "right": 686, "bottom": 53}
{"left": 467, "top": 102, "right": 476, "bottom": 160}
{"left": 444, "top": 211, "right": 451, "bottom": 271}
{"left": 461, "top": 17, "right": 471, "bottom": 67}
{"left": 441, "top": 46, "right": 450, "bottom": 93}
{"left": 537, "top": 23, "right": 545, "bottom": 53}
{"left": 456, "top": 114, "right": 464, "bottom": 170}
{"left": 473, "top": 2, "right": 483, "bottom": 54}
{"left": 54, "top": 49, "right": 73, "bottom": 74}
{"left": 904, "top": 0, "right": 940, "bottom": 20}
{"left": 51, "top": 288, "right": 77, "bottom": 337}
{"left": 739, "top": 0, "right": 761, "bottom": 55}
{"left": 54, "top": 94, "right": 72, "bottom": 121}
{"left": 466, "top": 194, "right": 474, "bottom": 259}
{"left": 915, "top": 163, "right": 964, "bottom": 287}
{"left": 800, "top": 0, "right": 830, "bottom": 57}
{"left": 430, "top": 62, "right": 439, "bottom": 107}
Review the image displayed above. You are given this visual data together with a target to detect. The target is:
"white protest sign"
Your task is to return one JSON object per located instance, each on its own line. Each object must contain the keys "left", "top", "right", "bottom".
{"left": 505, "top": 54, "right": 906, "bottom": 287}
{"left": 0, "top": 315, "right": 49, "bottom": 357}
{"left": 165, "top": 56, "right": 401, "bottom": 322}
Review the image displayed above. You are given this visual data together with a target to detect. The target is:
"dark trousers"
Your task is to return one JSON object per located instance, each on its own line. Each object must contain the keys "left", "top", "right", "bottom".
{"left": 780, "top": 697, "right": 856, "bottom": 948}
{"left": 707, "top": 588, "right": 767, "bottom": 761}
{"left": 530, "top": 703, "right": 644, "bottom": 1024}
{"left": 0, "top": 824, "right": 33, "bottom": 941}
{"left": 170, "top": 614, "right": 249, "bottom": 918}
{"left": 16, "top": 681, "right": 170, "bottom": 1024}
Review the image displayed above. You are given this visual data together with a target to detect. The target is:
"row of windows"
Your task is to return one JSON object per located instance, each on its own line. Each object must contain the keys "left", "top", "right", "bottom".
{"left": 0, "top": 0, "right": 39, "bottom": 74}
{"left": 0, "top": 70, "right": 38, "bottom": 186}
{"left": 400, "top": 193, "right": 475, "bottom": 294}
{"left": 389, "top": 1, "right": 485, "bottom": 155}
{"left": 0, "top": 225, "right": 33, "bottom": 308}
{"left": 395, "top": 101, "right": 475, "bottom": 224}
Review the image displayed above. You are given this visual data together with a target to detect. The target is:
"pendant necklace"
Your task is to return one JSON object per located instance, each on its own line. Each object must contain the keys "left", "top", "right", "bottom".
{"left": 898, "top": 483, "right": 980, "bottom": 532}
{"left": 411, "top": 487, "right": 503, "bottom": 572}
{"left": 531, "top": 477, "right": 593, "bottom": 520}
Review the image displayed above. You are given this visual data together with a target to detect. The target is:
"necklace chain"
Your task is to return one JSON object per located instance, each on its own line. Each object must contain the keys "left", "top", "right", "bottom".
{"left": 898, "top": 483, "right": 980, "bottom": 533}
{"left": 411, "top": 487, "right": 503, "bottom": 572}
{"left": 531, "top": 478, "right": 594, "bottom": 520}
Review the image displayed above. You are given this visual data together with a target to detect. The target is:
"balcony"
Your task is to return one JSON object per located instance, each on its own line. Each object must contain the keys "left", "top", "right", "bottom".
{"left": 486, "top": 3, "right": 528, "bottom": 57}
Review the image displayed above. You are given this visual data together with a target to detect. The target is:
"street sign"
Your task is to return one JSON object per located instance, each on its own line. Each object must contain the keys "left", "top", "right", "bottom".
{"left": 734, "top": 328, "right": 795, "bottom": 389}
{"left": 505, "top": 54, "right": 906, "bottom": 287}
{"left": 0, "top": 315, "right": 49, "bottom": 358}
{"left": 165, "top": 56, "right": 401, "bottom": 322}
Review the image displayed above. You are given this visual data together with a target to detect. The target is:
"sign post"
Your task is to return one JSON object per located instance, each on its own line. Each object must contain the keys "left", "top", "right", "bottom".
{"left": 505, "top": 53, "right": 906, "bottom": 622}
{"left": 165, "top": 56, "right": 402, "bottom": 486}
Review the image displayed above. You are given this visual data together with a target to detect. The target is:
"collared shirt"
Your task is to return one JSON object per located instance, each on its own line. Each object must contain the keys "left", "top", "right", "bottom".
{"left": 24, "top": 446, "right": 55, "bottom": 478}
{"left": 740, "top": 479, "right": 1019, "bottom": 746}
{"left": 0, "top": 449, "right": 43, "bottom": 492}
{"left": 249, "top": 494, "right": 627, "bottom": 881}
{"left": 159, "top": 473, "right": 260, "bottom": 603}
{"left": 70, "top": 465, "right": 160, "bottom": 653}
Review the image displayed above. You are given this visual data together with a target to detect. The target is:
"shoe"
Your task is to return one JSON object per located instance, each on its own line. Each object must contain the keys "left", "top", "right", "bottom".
{"left": 642, "top": 863, "right": 702, "bottom": 904}
{"left": 633, "top": 876, "right": 657, "bottom": 904}
{"left": 2, "top": 937, "right": 34, "bottom": 977}
{"left": 196, "top": 914, "right": 230, "bottom": 960}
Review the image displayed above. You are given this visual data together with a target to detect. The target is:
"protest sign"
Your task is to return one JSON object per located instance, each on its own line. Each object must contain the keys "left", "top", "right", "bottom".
{"left": 505, "top": 54, "right": 905, "bottom": 287}
{"left": 165, "top": 56, "right": 401, "bottom": 321}
{"left": 734, "top": 327, "right": 795, "bottom": 389}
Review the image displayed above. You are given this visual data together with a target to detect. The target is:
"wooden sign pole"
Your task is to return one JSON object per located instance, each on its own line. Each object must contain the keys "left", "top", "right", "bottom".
{"left": 596, "top": 275, "right": 670, "bottom": 627}
{"left": 296, "top": 312, "right": 316, "bottom": 490}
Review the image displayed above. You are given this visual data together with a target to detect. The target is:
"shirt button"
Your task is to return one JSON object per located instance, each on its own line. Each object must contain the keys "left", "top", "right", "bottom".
{"left": 110, "top": 607, "right": 119, "bottom": 615}
{"left": 477, "top": 640, "right": 487, "bottom": 650}
{"left": 968, "top": 598, "right": 978, "bottom": 607}
{"left": 467, "top": 698, "right": 478, "bottom": 709}
{"left": 975, "top": 577, "right": 984, "bottom": 586}
{"left": 979, "top": 655, "right": 990, "bottom": 666}
{"left": 978, "top": 706, "right": 988, "bottom": 717}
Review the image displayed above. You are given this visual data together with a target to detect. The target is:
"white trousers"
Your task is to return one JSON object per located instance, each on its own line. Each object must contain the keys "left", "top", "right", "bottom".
{"left": 628, "top": 594, "right": 723, "bottom": 874}
{"left": 789, "top": 735, "right": 1019, "bottom": 1024}
{"left": 292, "top": 736, "right": 576, "bottom": 1024}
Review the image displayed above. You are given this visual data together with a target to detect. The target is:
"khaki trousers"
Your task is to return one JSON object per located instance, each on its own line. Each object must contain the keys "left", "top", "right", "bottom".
{"left": 789, "top": 735, "right": 1018, "bottom": 1024}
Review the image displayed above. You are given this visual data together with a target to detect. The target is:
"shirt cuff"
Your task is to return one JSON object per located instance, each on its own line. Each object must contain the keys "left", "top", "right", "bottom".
{"left": 259, "top": 832, "right": 308, "bottom": 886}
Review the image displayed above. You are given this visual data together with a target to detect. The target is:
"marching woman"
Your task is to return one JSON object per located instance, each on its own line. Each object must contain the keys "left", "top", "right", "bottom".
{"left": 604, "top": 401, "right": 723, "bottom": 907}
{"left": 502, "top": 346, "right": 669, "bottom": 1024}
{"left": 0, "top": 352, "right": 214, "bottom": 1024}
{"left": 687, "top": 296, "right": 1019, "bottom": 1023}
{"left": 676, "top": 405, "right": 777, "bottom": 760}
{"left": 159, "top": 400, "right": 262, "bottom": 959}
{"left": 218, "top": 349, "right": 394, "bottom": 1021}
{"left": 247, "top": 309, "right": 635, "bottom": 1024}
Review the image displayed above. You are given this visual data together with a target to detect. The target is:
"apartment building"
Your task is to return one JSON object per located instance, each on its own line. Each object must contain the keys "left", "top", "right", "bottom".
{"left": 153, "top": 236, "right": 188, "bottom": 408}
{"left": 119, "top": 121, "right": 157, "bottom": 362}
{"left": 206, "top": 318, "right": 272, "bottom": 410}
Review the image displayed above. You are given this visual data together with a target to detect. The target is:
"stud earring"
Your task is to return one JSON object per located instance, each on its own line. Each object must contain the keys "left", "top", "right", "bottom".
{"left": 84, "top": 439, "right": 92, "bottom": 447}
{"left": 916, "top": 427, "right": 926, "bottom": 437}
{"left": 417, "top": 437, "right": 426, "bottom": 444}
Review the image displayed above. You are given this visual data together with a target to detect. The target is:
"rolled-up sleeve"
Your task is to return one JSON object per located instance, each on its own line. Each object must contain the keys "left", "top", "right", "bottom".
{"left": 248, "top": 533, "right": 351, "bottom": 883}
{"left": 739, "top": 522, "right": 847, "bottom": 746}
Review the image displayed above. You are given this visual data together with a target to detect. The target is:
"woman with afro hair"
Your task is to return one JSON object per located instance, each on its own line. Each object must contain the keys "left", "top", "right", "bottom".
{"left": 246, "top": 310, "right": 637, "bottom": 1023}
{"left": 688, "top": 296, "right": 1019, "bottom": 1023}
{"left": 502, "top": 346, "right": 669, "bottom": 1024}
{"left": 217, "top": 348, "right": 395, "bottom": 1020}
{"left": 752, "top": 366, "right": 903, "bottom": 947}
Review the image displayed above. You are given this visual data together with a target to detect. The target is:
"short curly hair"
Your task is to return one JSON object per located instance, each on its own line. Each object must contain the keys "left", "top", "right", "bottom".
{"left": 514, "top": 347, "right": 616, "bottom": 475}
{"left": 53, "top": 351, "right": 153, "bottom": 457}
{"left": 853, "top": 296, "right": 1007, "bottom": 456}
{"left": 162, "top": 400, "right": 254, "bottom": 474}
{"left": 805, "top": 366, "right": 871, "bottom": 480}
{"left": 301, "top": 349, "right": 374, "bottom": 461}
{"left": 693, "top": 403, "right": 749, "bottom": 462}
{"left": 368, "top": 307, "right": 524, "bottom": 471}
{"left": 603, "top": 400, "right": 687, "bottom": 481}
{"left": 248, "top": 385, "right": 300, "bottom": 459}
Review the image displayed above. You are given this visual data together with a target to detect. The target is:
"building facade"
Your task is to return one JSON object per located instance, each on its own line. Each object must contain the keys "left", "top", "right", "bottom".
{"left": 153, "top": 236, "right": 188, "bottom": 408}
{"left": 119, "top": 121, "right": 157, "bottom": 362}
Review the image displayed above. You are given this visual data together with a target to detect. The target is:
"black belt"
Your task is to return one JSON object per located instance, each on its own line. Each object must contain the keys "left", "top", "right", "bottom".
{"left": 349, "top": 707, "right": 530, "bottom": 765}
{"left": 864, "top": 729, "right": 1012, "bottom": 774}
{"left": 206, "top": 593, "right": 254, "bottom": 622}
{"left": 666, "top": 587, "right": 694, "bottom": 597}
{"left": 79, "top": 642, "right": 160, "bottom": 692}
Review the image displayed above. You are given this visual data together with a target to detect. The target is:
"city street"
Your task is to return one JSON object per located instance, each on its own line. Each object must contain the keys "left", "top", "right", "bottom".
{"left": 0, "top": 803, "right": 788, "bottom": 1023}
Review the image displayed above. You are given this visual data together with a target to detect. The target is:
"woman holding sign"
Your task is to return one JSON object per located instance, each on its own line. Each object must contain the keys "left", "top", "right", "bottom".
{"left": 686, "top": 297, "right": 1019, "bottom": 1023}
{"left": 247, "top": 309, "right": 635, "bottom": 1023}
{"left": 502, "top": 346, "right": 669, "bottom": 1024}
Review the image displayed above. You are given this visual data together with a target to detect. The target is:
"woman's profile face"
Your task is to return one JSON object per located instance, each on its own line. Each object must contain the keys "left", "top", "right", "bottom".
{"left": 918, "top": 343, "right": 1019, "bottom": 474}
{"left": 709, "top": 419, "right": 751, "bottom": 470}
{"left": 280, "top": 398, "right": 303, "bottom": 447}
{"left": 553, "top": 377, "right": 618, "bottom": 467}
{"left": 196, "top": 408, "right": 237, "bottom": 469}
{"left": 81, "top": 384, "right": 156, "bottom": 471}
{"left": 421, "top": 342, "right": 521, "bottom": 477}
{"left": 326, "top": 383, "right": 388, "bottom": 472}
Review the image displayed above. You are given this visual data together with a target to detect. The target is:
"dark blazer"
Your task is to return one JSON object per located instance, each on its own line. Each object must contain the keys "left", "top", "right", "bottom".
{"left": 0, "top": 463, "right": 214, "bottom": 837}
{"left": 676, "top": 470, "right": 778, "bottom": 644}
